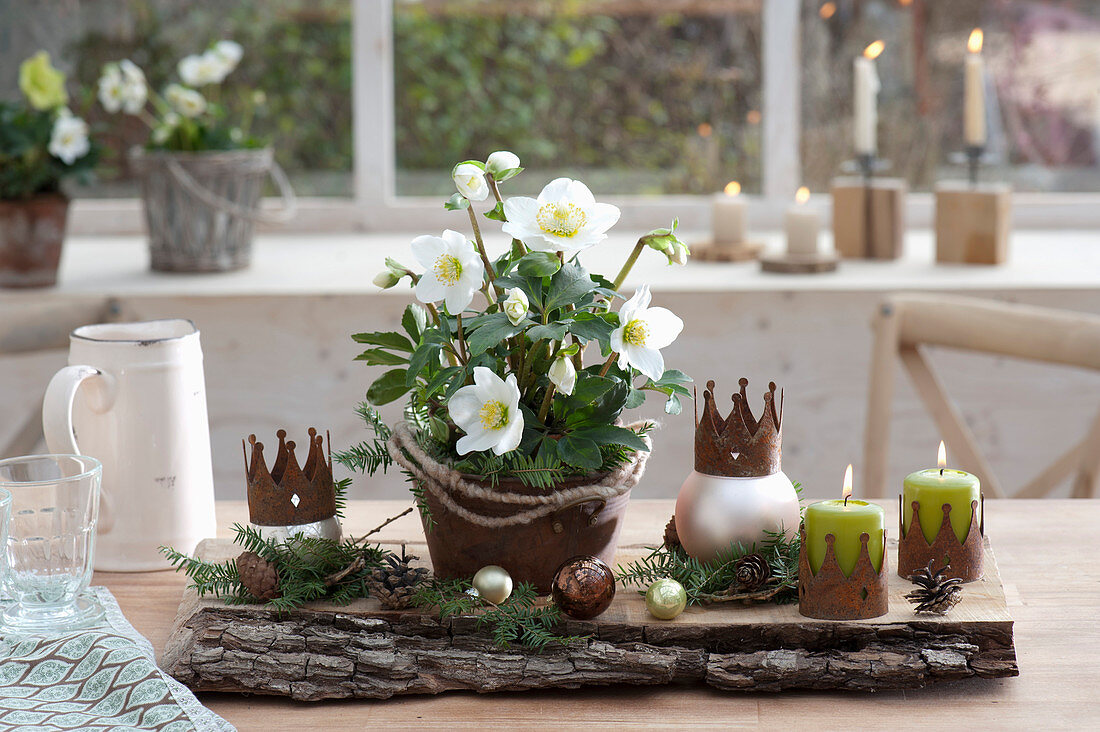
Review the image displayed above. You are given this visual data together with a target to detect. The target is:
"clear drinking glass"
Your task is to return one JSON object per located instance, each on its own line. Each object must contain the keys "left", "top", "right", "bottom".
{"left": 0, "top": 455, "right": 104, "bottom": 632}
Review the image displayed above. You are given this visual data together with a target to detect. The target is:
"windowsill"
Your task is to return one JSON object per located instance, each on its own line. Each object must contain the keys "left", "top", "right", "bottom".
{"left": 6, "top": 229, "right": 1100, "bottom": 299}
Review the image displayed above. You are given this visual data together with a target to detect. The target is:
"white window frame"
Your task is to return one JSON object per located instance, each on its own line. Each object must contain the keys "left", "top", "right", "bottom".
{"left": 67, "top": 0, "right": 1100, "bottom": 235}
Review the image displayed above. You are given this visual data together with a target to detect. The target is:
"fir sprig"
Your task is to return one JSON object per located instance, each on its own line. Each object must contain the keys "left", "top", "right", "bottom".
{"left": 412, "top": 579, "right": 588, "bottom": 651}
{"left": 615, "top": 528, "right": 802, "bottom": 606}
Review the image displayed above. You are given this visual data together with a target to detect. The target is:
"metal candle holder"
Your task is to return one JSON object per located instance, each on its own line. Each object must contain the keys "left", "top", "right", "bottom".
{"left": 798, "top": 524, "right": 889, "bottom": 620}
{"left": 897, "top": 496, "right": 984, "bottom": 583}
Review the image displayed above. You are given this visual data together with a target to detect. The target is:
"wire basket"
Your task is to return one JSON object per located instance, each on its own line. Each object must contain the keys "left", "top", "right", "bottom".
{"left": 129, "top": 147, "right": 296, "bottom": 272}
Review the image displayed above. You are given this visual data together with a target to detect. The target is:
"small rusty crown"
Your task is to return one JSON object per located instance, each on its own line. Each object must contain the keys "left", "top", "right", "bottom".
{"left": 695, "top": 378, "right": 783, "bottom": 477}
{"left": 245, "top": 428, "right": 336, "bottom": 527}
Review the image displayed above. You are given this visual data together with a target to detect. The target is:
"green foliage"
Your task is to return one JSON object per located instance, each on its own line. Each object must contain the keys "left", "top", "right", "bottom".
{"left": 0, "top": 101, "right": 100, "bottom": 199}
{"left": 413, "top": 579, "right": 587, "bottom": 651}
{"left": 616, "top": 529, "right": 802, "bottom": 607}
{"left": 160, "top": 522, "right": 389, "bottom": 612}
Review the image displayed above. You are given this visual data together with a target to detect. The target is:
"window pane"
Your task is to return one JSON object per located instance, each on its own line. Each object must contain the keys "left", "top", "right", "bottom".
{"left": 1, "top": 0, "right": 352, "bottom": 197}
{"left": 393, "top": 0, "right": 763, "bottom": 197}
{"left": 801, "top": 0, "right": 1100, "bottom": 193}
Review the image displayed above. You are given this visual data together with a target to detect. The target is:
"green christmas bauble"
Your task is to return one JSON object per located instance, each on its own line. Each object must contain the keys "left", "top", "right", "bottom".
{"left": 472, "top": 565, "right": 513, "bottom": 604}
{"left": 645, "top": 578, "right": 687, "bottom": 620}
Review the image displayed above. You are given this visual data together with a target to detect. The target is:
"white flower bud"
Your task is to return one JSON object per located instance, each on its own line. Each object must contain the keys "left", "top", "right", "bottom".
{"left": 373, "top": 270, "right": 401, "bottom": 289}
{"left": 548, "top": 355, "right": 577, "bottom": 396}
{"left": 669, "top": 241, "right": 689, "bottom": 266}
{"left": 486, "top": 150, "right": 520, "bottom": 176}
{"left": 502, "top": 287, "right": 529, "bottom": 326}
{"left": 452, "top": 162, "right": 489, "bottom": 201}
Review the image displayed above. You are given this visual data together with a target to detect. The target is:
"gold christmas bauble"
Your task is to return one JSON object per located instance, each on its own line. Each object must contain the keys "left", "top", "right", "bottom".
{"left": 645, "top": 578, "right": 687, "bottom": 620}
{"left": 472, "top": 565, "right": 513, "bottom": 604}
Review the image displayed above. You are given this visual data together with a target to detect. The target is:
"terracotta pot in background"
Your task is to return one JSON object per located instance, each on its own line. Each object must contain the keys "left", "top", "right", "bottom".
{"left": 0, "top": 194, "right": 69, "bottom": 288}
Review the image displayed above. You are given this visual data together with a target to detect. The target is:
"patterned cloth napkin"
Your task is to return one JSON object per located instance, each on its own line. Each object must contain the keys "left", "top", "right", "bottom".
{"left": 0, "top": 587, "right": 234, "bottom": 732}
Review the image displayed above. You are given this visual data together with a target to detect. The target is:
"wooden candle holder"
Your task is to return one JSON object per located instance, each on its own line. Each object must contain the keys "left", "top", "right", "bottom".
{"left": 934, "top": 182, "right": 1011, "bottom": 265}
{"left": 897, "top": 496, "right": 984, "bottom": 583}
{"left": 798, "top": 524, "right": 889, "bottom": 620}
{"left": 692, "top": 239, "right": 765, "bottom": 263}
{"left": 830, "top": 176, "right": 906, "bottom": 260}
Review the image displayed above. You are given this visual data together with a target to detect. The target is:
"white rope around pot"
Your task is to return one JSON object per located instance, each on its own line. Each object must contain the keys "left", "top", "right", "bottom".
{"left": 387, "top": 421, "right": 652, "bottom": 528}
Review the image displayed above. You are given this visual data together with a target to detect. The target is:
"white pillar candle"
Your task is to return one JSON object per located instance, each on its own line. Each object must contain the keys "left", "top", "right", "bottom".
{"left": 713, "top": 181, "right": 746, "bottom": 244}
{"left": 785, "top": 187, "right": 821, "bottom": 256}
{"left": 964, "top": 28, "right": 986, "bottom": 147}
{"left": 853, "top": 41, "right": 883, "bottom": 156}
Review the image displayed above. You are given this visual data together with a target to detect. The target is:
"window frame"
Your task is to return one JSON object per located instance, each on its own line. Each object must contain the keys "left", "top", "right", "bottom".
{"left": 66, "top": 0, "right": 1100, "bottom": 235}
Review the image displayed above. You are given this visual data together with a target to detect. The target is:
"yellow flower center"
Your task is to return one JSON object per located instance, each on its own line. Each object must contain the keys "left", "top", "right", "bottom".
{"left": 536, "top": 202, "right": 587, "bottom": 238}
{"left": 479, "top": 400, "right": 509, "bottom": 430}
{"left": 433, "top": 254, "right": 463, "bottom": 286}
{"left": 623, "top": 318, "right": 648, "bottom": 346}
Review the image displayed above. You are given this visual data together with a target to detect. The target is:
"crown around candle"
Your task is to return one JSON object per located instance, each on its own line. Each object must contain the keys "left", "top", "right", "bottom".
{"left": 245, "top": 428, "right": 337, "bottom": 527}
{"left": 694, "top": 378, "right": 783, "bottom": 477}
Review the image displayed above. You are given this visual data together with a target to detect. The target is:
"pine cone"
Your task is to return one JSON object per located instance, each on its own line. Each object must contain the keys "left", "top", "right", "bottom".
{"left": 367, "top": 548, "right": 432, "bottom": 610}
{"left": 733, "top": 553, "right": 771, "bottom": 590}
{"left": 905, "top": 559, "right": 963, "bottom": 614}
{"left": 236, "top": 551, "right": 281, "bottom": 601}
{"left": 664, "top": 515, "right": 680, "bottom": 549}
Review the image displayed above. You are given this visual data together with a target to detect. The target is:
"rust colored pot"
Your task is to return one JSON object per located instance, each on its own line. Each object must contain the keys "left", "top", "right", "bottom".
{"left": 0, "top": 194, "right": 69, "bottom": 288}
{"left": 419, "top": 472, "right": 633, "bottom": 595}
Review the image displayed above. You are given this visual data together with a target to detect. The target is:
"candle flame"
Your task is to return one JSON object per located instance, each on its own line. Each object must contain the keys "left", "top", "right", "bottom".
{"left": 697, "top": 122, "right": 713, "bottom": 138}
{"left": 842, "top": 464, "right": 854, "bottom": 501}
{"left": 724, "top": 181, "right": 742, "bottom": 197}
{"left": 819, "top": 2, "right": 836, "bottom": 20}
{"left": 938, "top": 441, "right": 947, "bottom": 469}
{"left": 968, "top": 28, "right": 983, "bottom": 53}
{"left": 795, "top": 186, "right": 810, "bottom": 204}
{"left": 864, "top": 40, "right": 885, "bottom": 60}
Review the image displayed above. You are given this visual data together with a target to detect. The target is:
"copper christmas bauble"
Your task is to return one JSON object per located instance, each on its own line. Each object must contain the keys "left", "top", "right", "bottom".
{"left": 551, "top": 555, "right": 616, "bottom": 620}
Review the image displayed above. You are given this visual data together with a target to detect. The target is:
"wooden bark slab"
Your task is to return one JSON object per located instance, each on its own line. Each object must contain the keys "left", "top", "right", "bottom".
{"left": 162, "top": 538, "right": 1016, "bottom": 701}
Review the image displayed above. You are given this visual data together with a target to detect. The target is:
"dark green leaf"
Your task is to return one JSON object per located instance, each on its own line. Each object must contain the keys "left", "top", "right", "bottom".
{"left": 625, "top": 388, "right": 647, "bottom": 409}
{"left": 566, "top": 374, "right": 617, "bottom": 407}
{"left": 402, "top": 304, "right": 429, "bottom": 344}
{"left": 424, "top": 365, "right": 462, "bottom": 397}
{"left": 567, "top": 312, "right": 615, "bottom": 342}
{"left": 516, "top": 251, "right": 561, "bottom": 277}
{"left": 527, "top": 323, "right": 568, "bottom": 342}
{"left": 354, "top": 348, "right": 408, "bottom": 366}
{"left": 484, "top": 201, "right": 507, "bottom": 222}
{"left": 545, "top": 262, "right": 597, "bottom": 313}
{"left": 466, "top": 312, "right": 523, "bottom": 356}
{"left": 352, "top": 331, "right": 414, "bottom": 352}
{"left": 406, "top": 342, "right": 443, "bottom": 386}
{"left": 366, "top": 369, "right": 410, "bottom": 405}
{"left": 557, "top": 436, "right": 602, "bottom": 470}
{"left": 571, "top": 425, "right": 647, "bottom": 451}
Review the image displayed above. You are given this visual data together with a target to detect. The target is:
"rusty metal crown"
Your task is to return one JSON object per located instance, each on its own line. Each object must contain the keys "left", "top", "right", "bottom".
{"left": 245, "top": 428, "right": 336, "bottom": 527}
{"left": 694, "top": 378, "right": 783, "bottom": 477}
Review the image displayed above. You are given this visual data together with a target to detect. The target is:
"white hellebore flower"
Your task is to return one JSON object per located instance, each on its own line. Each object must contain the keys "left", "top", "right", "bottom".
{"left": 411, "top": 229, "right": 485, "bottom": 313}
{"left": 48, "top": 113, "right": 90, "bottom": 165}
{"left": 609, "top": 285, "right": 684, "bottom": 382}
{"left": 485, "top": 150, "right": 520, "bottom": 177}
{"left": 501, "top": 178, "right": 620, "bottom": 254}
{"left": 97, "top": 63, "right": 126, "bottom": 113}
{"left": 118, "top": 60, "right": 147, "bottom": 113}
{"left": 502, "top": 287, "right": 529, "bottom": 326}
{"left": 452, "top": 162, "right": 489, "bottom": 201}
{"left": 449, "top": 367, "right": 524, "bottom": 456}
{"left": 178, "top": 52, "right": 226, "bottom": 86}
{"left": 165, "top": 84, "right": 207, "bottom": 118}
{"left": 548, "top": 354, "right": 577, "bottom": 396}
{"left": 211, "top": 40, "right": 243, "bottom": 75}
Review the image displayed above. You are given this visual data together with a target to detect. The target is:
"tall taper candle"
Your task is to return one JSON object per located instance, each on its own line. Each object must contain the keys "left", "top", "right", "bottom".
{"left": 964, "top": 28, "right": 986, "bottom": 146}
{"left": 854, "top": 41, "right": 884, "bottom": 156}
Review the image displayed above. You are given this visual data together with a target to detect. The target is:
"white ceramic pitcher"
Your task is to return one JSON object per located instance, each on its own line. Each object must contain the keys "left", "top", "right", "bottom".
{"left": 42, "top": 319, "right": 217, "bottom": 571}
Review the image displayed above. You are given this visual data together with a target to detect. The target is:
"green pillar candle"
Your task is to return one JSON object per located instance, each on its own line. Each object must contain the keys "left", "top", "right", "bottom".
{"left": 902, "top": 468, "right": 981, "bottom": 544}
{"left": 804, "top": 498, "right": 885, "bottom": 577}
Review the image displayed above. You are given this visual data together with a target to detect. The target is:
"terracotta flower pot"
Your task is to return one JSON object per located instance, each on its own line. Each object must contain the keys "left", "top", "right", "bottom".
{"left": 389, "top": 422, "right": 649, "bottom": 593}
{"left": 0, "top": 194, "right": 69, "bottom": 288}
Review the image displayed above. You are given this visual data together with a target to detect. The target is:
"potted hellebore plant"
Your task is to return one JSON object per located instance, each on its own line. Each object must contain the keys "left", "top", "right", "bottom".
{"left": 0, "top": 52, "right": 98, "bottom": 288}
{"left": 97, "top": 41, "right": 294, "bottom": 272}
{"left": 342, "top": 152, "right": 693, "bottom": 591}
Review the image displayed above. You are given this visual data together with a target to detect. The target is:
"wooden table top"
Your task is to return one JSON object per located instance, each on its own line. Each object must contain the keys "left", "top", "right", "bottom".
{"left": 95, "top": 499, "right": 1098, "bottom": 730}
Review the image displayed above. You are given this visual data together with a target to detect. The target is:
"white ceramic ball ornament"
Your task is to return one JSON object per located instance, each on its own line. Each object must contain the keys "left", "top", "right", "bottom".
{"left": 472, "top": 565, "right": 513, "bottom": 604}
{"left": 674, "top": 379, "right": 801, "bottom": 563}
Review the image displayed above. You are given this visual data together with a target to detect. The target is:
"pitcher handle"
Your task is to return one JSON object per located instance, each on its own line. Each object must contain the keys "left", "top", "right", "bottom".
{"left": 43, "top": 365, "right": 118, "bottom": 534}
